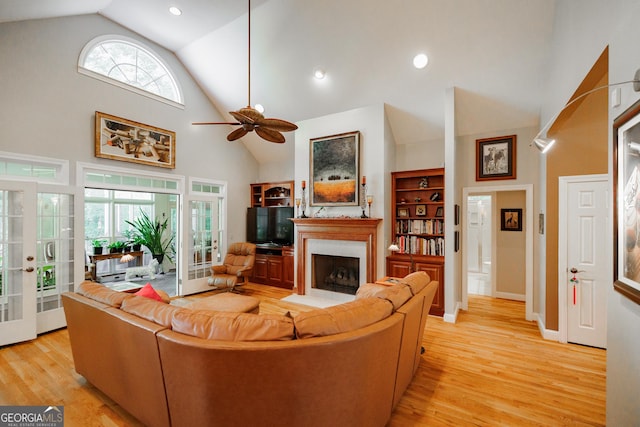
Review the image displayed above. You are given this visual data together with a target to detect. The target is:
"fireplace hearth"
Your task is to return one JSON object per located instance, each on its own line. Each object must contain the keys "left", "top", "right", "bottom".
{"left": 313, "top": 254, "right": 359, "bottom": 295}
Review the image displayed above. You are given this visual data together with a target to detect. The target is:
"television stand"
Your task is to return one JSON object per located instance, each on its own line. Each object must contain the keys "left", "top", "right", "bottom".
{"left": 252, "top": 244, "right": 294, "bottom": 289}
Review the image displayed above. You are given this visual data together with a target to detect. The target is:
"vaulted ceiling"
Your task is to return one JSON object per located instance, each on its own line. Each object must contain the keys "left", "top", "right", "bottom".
{"left": 0, "top": 0, "right": 556, "bottom": 164}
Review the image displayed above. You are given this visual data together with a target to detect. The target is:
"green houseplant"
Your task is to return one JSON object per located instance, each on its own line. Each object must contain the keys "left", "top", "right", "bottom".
{"left": 91, "top": 239, "right": 106, "bottom": 255}
{"left": 125, "top": 209, "right": 174, "bottom": 264}
{"left": 108, "top": 240, "right": 127, "bottom": 254}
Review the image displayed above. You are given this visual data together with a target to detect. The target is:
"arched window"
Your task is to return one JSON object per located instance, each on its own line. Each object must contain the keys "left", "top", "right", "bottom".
{"left": 79, "top": 35, "right": 183, "bottom": 106}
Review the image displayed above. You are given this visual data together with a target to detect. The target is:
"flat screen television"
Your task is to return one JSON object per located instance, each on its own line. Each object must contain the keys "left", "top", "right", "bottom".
{"left": 247, "top": 207, "right": 294, "bottom": 246}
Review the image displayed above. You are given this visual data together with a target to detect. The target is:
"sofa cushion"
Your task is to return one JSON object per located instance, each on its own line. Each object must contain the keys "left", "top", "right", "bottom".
{"left": 76, "top": 281, "right": 132, "bottom": 308}
{"left": 355, "top": 282, "right": 413, "bottom": 310}
{"left": 121, "top": 296, "right": 186, "bottom": 328}
{"left": 135, "top": 283, "right": 165, "bottom": 302}
{"left": 171, "top": 310, "right": 295, "bottom": 341}
{"left": 399, "top": 271, "right": 431, "bottom": 295}
{"left": 294, "top": 297, "right": 394, "bottom": 339}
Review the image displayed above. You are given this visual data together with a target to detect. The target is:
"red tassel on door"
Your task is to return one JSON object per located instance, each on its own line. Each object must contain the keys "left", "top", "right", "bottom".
{"left": 573, "top": 285, "right": 576, "bottom": 305}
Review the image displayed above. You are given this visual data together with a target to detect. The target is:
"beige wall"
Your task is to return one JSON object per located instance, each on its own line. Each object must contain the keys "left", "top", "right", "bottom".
{"left": 495, "top": 191, "right": 526, "bottom": 296}
{"left": 544, "top": 50, "right": 608, "bottom": 330}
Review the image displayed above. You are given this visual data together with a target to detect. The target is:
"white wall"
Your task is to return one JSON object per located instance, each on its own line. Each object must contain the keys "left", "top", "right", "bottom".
{"left": 542, "top": 1, "right": 640, "bottom": 424}
{"left": 607, "top": 1, "right": 640, "bottom": 424}
{"left": 0, "top": 15, "right": 259, "bottom": 245}
{"left": 294, "top": 103, "right": 392, "bottom": 281}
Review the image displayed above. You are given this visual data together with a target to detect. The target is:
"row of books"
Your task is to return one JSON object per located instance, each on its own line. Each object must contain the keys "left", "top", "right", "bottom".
{"left": 395, "top": 219, "right": 444, "bottom": 235}
{"left": 396, "top": 235, "right": 445, "bottom": 256}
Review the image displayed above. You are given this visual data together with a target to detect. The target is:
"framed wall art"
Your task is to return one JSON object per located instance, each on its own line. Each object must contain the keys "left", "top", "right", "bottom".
{"left": 310, "top": 131, "right": 360, "bottom": 206}
{"left": 95, "top": 111, "right": 176, "bottom": 169}
{"left": 398, "top": 207, "right": 409, "bottom": 218}
{"left": 476, "top": 135, "right": 516, "bottom": 181}
{"left": 500, "top": 208, "right": 522, "bottom": 231}
{"left": 613, "top": 98, "right": 640, "bottom": 305}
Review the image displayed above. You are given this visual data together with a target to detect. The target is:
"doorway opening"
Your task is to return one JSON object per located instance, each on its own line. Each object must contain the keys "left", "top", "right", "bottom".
{"left": 467, "top": 195, "right": 492, "bottom": 296}
{"left": 84, "top": 188, "right": 179, "bottom": 297}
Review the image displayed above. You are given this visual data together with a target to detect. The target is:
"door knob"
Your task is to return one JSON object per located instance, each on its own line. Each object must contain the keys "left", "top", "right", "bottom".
{"left": 570, "top": 267, "right": 586, "bottom": 274}
{"left": 26, "top": 256, "right": 34, "bottom": 261}
{"left": 23, "top": 267, "right": 34, "bottom": 272}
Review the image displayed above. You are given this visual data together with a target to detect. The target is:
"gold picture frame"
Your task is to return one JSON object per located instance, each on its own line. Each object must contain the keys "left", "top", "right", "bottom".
{"left": 416, "top": 204, "right": 426, "bottom": 216}
{"left": 398, "top": 207, "right": 409, "bottom": 218}
{"left": 95, "top": 111, "right": 176, "bottom": 169}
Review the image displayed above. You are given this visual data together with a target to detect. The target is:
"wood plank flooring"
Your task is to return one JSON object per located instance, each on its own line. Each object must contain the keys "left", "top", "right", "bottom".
{"left": 0, "top": 284, "right": 605, "bottom": 426}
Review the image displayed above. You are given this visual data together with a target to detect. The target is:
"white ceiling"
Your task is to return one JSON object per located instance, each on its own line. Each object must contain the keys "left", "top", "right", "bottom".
{"left": 0, "top": 0, "right": 556, "bottom": 164}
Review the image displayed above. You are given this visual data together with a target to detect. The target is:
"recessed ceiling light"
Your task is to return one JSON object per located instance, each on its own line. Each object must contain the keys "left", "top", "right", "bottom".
{"left": 314, "top": 69, "right": 326, "bottom": 80}
{"left": 254, "top": 104, "right": 265, "bottom": 113}
{"left": 413, "top": 53, "right": 429, "bottom": 69}
{"left": 169, "top": 6, "right": 182, "bottom": 16}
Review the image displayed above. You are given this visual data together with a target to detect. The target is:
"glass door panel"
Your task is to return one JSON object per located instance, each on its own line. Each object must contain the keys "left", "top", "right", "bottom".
{"left": 182, "top": 197, "right": 218, "bottom": 295}
{"left": 0, "top": 181, "right": 36, "bottom": 346}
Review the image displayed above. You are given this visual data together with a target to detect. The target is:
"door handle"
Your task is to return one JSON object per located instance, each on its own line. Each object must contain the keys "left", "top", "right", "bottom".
{"left": 570, "top": 267, "right": 586, "bottom": 274}
{"left": 23, "top": 266, "right": 34, "bottom": 272}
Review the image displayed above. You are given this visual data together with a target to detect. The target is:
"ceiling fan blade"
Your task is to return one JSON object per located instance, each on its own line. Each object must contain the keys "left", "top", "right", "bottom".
{"left": 192, "top": 121, "right": 241, "bottom": 125}
{"left": 230, "top": 110, "right": 256, "bottom": 124}
{"left": 255, "top": 127, "right": 286, "bottom": 143}
{"left": 227, "top": 127, "right": 249, "bottom": 141}
{"left": 255, "top": 118, "right": 298, "bottom": 132}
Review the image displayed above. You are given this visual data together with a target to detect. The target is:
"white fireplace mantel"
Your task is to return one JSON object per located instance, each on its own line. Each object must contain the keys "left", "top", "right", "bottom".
{"left": 291, "top": 218, "right": 382, "bottom": 295}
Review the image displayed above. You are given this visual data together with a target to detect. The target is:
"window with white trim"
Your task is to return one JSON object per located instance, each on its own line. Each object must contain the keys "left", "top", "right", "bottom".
{"left": 79, "top": 35, "right": 183, "bottom": 106}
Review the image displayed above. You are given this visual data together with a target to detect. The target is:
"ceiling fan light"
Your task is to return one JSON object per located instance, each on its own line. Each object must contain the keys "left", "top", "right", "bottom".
{"left": 314, "top": 69, "right": 326, "bottom": 80}
{"left": 254, "top": 104, "right": 265, "bottom": 113}
{"left": 413, "top": 53, "right": 429, "bottom": 69}
{"left": 534, "top": 137, "right": 556, "bottom": 153}
{"left": 169, "top": 6, "right": 182, "bottom": 16}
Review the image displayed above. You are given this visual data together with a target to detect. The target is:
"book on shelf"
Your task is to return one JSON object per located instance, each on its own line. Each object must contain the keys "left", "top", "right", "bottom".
{"left": 395, "top": 219, "right": 444, "bottom": 235}
{"left": 396, "top": 235, "right": 445, "bottom": 256}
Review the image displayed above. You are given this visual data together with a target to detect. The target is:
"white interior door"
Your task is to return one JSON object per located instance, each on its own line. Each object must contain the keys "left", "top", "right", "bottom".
{"left": 35, "top": 185, "right": 81, "bottom": 334}
{"left": 181, "top": 196, "right": 219, "bottom": 295}
{"left": 561, "top": 177, "right": 608, "bottom": 348}
{"left": 0, "top": 181, "right": 37, "bottom": 346}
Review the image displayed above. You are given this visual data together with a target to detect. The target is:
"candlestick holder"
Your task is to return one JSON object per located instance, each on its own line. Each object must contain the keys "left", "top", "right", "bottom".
{"left": 300, "top": 188, "right": 308, "bottom": 218}
{"left": 367, "top": 195, "right": 373, "bottom": 218}
{"left": 360, "top": 183, "right": 368, "bottom": 218}
{"left": 295, "top": 198, "right": 301, "bottom": 218}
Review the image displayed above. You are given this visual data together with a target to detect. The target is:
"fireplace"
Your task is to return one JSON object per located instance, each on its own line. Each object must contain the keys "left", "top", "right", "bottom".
{"left": 313, "top": 254, "right": 360, "bottom": 295}
{"left": 291, "top": 218, "right": 382, "bottom": 299}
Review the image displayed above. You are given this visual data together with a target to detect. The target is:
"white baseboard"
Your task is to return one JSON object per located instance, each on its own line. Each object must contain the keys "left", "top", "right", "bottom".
{"left": 536, "top": 312, "right": 559, "bottom": 341}
{"left": 443, "top": 301, "right": 461, "bottom": 323}
{"left": 495, "top": 291, "right": 525, "bottom": 301}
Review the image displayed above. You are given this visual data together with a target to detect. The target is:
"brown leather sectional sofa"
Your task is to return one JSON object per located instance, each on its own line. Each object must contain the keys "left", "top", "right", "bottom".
{"left": 62, "top": 271, "right": 438, "bottom": 427}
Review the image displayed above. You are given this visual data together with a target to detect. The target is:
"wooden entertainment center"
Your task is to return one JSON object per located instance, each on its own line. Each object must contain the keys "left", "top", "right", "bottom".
{"left": 251, "top": 244, "right": 294, "bottom": 289}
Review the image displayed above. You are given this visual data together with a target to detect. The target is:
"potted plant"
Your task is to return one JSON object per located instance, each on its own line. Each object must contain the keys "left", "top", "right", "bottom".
{"left": 91, "top": 239, "right": 106, "bottom": 255}
{"left": 125, "top": 209, "right": 174, "bottom": 265}
{"left": 123, "top": 229, "right": 143, "bottom": 251}
{"left": 108, "top": 240, "right": 127, "bottom": 254}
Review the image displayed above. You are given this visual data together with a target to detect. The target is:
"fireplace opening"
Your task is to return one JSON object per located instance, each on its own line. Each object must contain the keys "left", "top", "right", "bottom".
{"left": 312, "top": 254, "right": 360, "bottom": 295}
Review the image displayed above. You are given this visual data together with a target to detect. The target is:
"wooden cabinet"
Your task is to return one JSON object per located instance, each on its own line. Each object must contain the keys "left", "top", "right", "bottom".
{"left": 251, "top": 245, "right": 294, "bottom": 289}
{"left": 388, "top": 168, "right": 445, "bottom": 316}
{"left": 250, "top": 181, "right": 294, "bottom": 208}
{"left": 386, "top": 257, "right": 444, "bottom": 316}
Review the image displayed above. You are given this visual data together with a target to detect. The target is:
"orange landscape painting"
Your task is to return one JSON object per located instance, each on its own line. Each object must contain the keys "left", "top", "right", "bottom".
{"left": 313, "top": 179, "right": 356, "bottom": 203}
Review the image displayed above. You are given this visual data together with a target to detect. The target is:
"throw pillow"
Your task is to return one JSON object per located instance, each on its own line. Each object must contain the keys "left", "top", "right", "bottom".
{"left": 135, "top": 283, "right": 164, "bottom": 302}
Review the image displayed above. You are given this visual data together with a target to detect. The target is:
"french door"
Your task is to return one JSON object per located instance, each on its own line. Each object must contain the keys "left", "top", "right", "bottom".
{"left": 0, "top": 181, "right": 37, "bottom": 346}
{"left": 0, "top": 181, "right": 80, "bottom": 346}
{"left": 181, "top": 196, "right": 219, "bottom": 295}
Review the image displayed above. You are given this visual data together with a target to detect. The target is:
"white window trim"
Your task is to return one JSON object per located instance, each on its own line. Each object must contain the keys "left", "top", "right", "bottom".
{"left": 0, "top": 151, "right": 69, "bottom": 185}
{"left": 77, "top": 162, "right": 185, "bottom": 195}
{"left": 78, "top": 34, "right": 185, "bottom": 109}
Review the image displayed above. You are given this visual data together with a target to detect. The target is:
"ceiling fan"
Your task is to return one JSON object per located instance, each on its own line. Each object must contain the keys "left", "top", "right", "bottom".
{"left": 192, "top": 0, "right": 297, "bottom": 144}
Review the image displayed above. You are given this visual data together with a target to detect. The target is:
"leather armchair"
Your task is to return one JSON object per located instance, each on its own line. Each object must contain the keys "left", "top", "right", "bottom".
{"left": 208, "top": 242, "right": 256, "bottom": 291}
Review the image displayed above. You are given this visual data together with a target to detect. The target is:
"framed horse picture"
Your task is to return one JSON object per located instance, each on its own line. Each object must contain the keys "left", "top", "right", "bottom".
{"left": 476, "top": 135, "right": 516, "bottom": 181}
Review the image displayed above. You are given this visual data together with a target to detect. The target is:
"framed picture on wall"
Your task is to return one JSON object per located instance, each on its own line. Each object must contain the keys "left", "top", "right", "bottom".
{"left": 613, "top": 97, "right": 640, "bottom": 305}
{"left": 476, "top": 135, "right": 517, "bottom": 181}
{"left": 95, "top": 111, "right": 176, "bottom": 169}
{"left": 500, "top": 208, "right": 522, "bottom": 231}
{"left": 309, "top": 131, "right": 360, "bottom": 206}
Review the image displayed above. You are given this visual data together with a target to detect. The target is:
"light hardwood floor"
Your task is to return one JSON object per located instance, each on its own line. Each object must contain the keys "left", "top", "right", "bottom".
{"left": 0, "top": 284, "right": 605, "bottom": 426}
